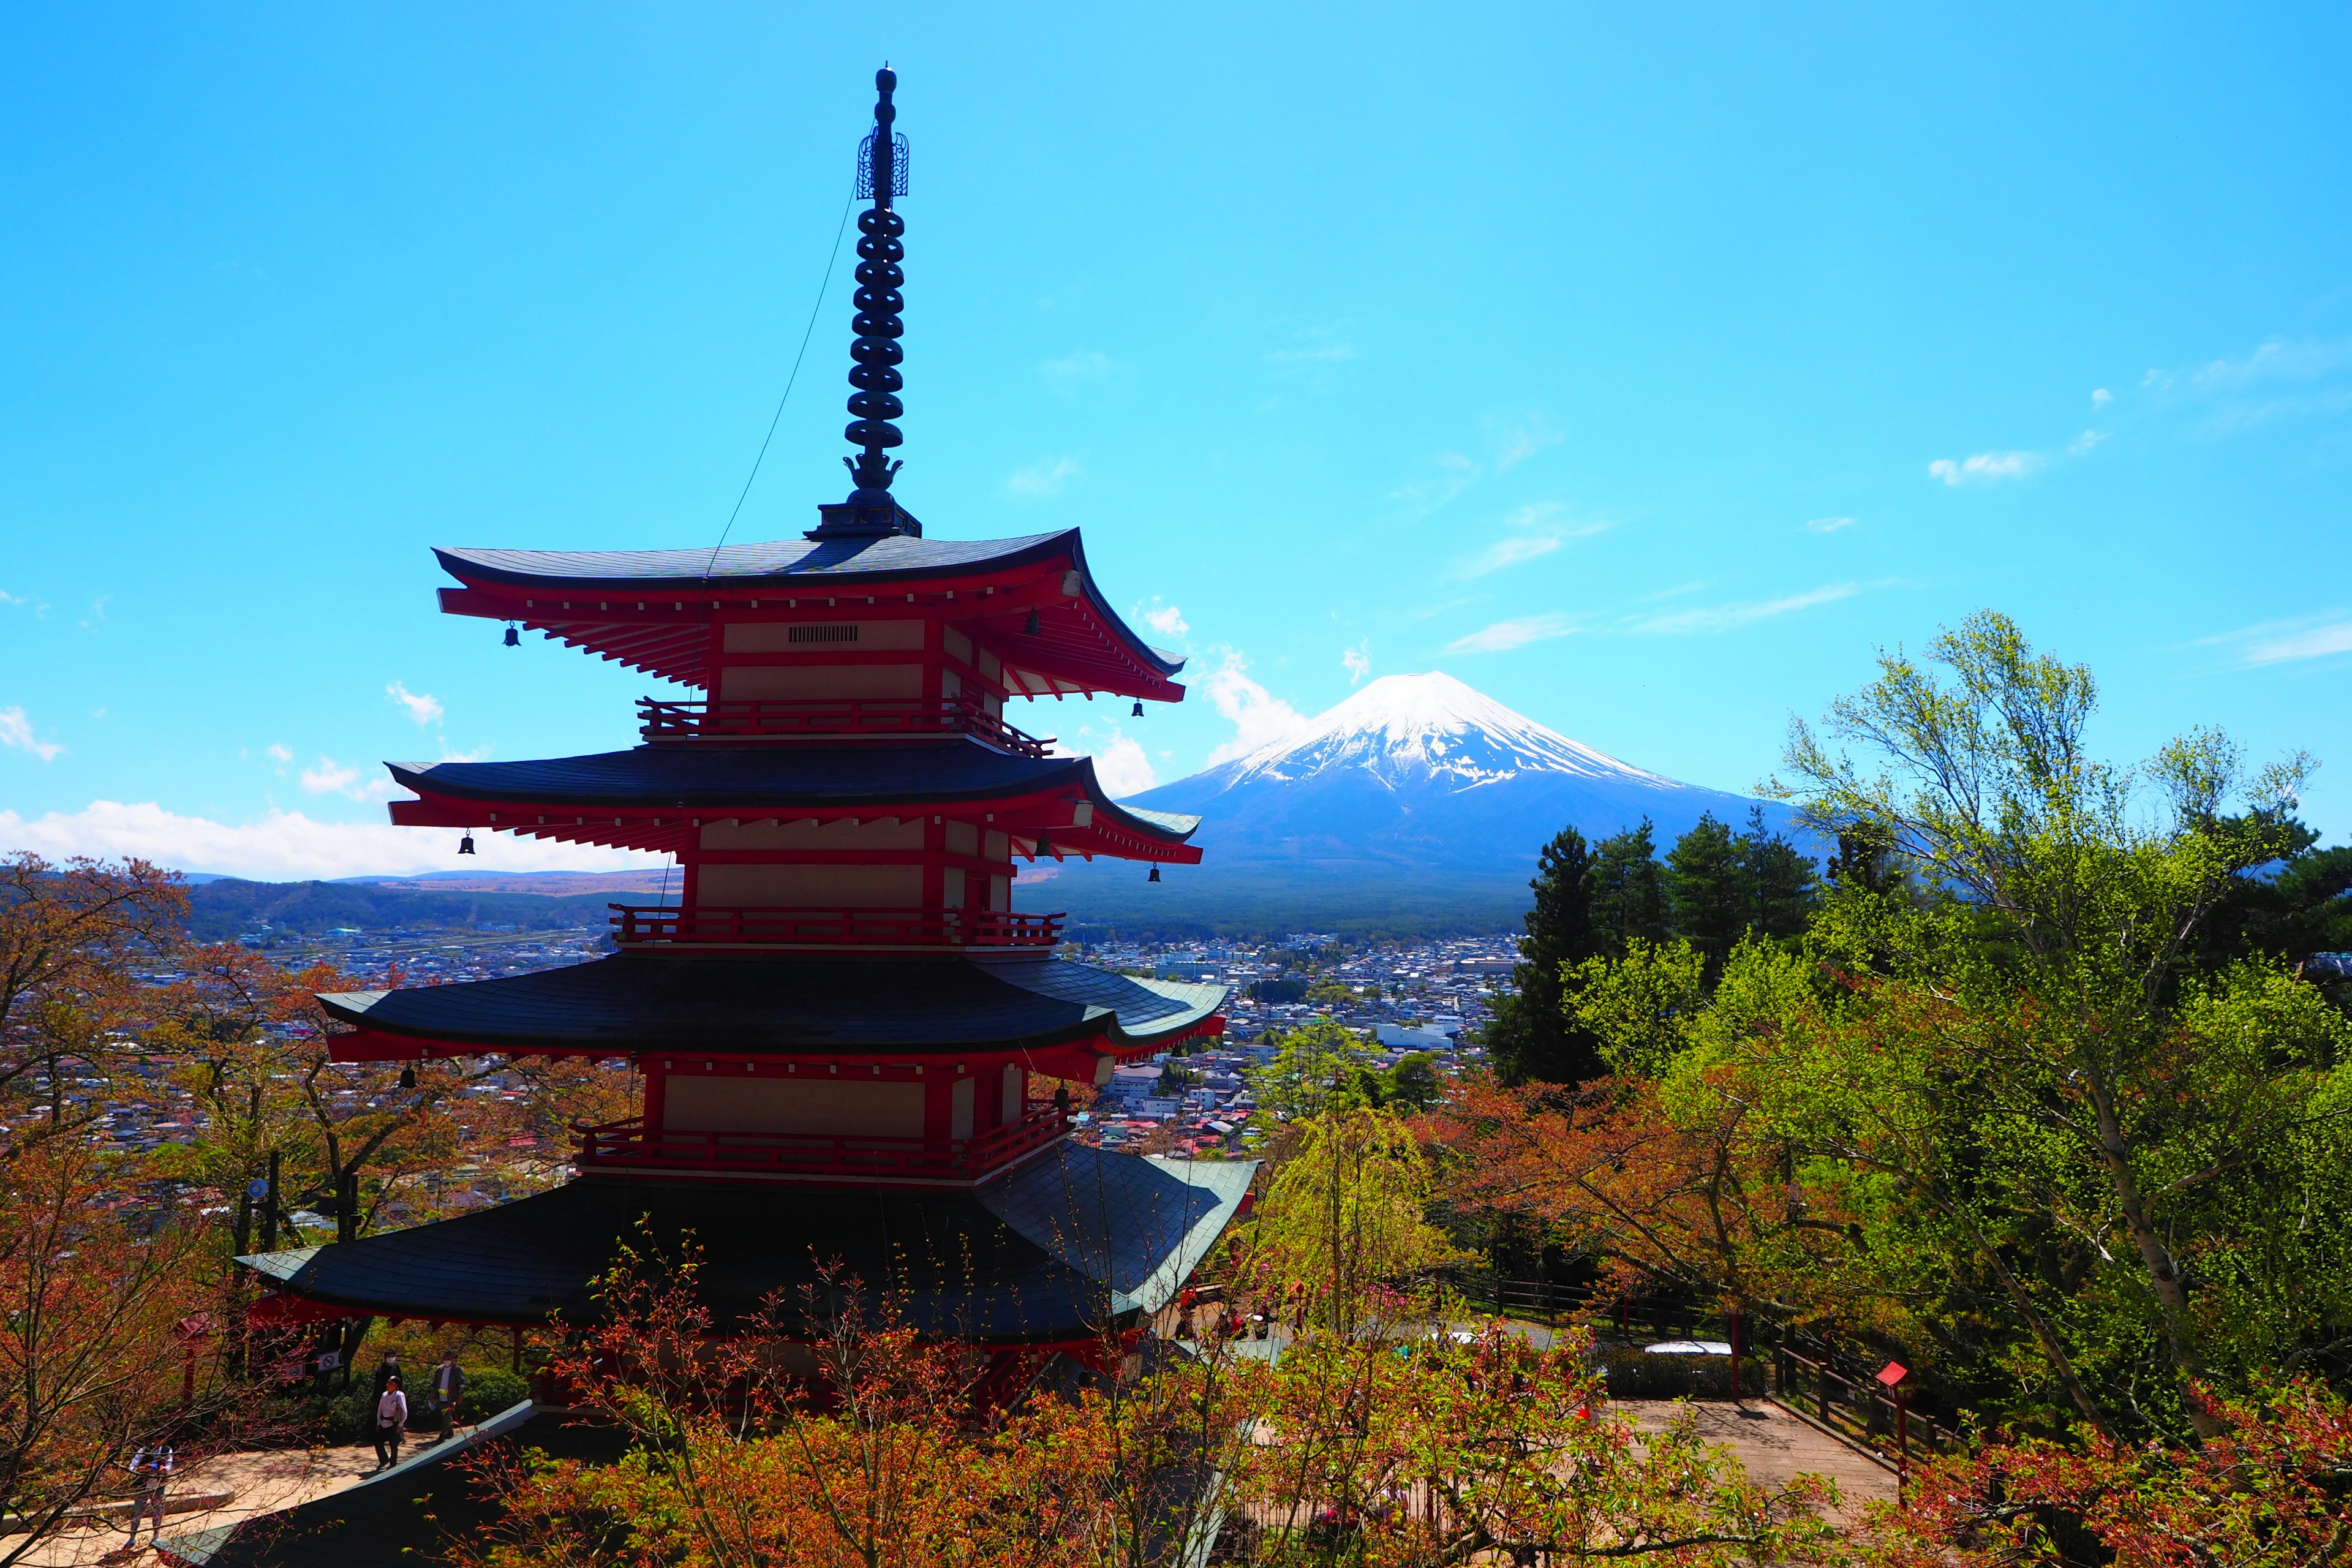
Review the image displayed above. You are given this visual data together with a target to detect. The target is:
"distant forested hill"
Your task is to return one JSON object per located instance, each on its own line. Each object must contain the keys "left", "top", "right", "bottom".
{"left": 183, "top": 879, "right": 666, "bottom": 941}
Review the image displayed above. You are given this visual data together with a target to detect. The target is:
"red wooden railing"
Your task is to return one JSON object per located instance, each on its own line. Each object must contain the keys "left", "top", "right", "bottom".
{"left": 608, "top": 905, "right": 1065, "bottom": 949}
{"left": 571, "top": 1102, "right": 1068, "bottom": 1180}
{"left": 638, "top": 696, "right": 1052, "bottom": 757}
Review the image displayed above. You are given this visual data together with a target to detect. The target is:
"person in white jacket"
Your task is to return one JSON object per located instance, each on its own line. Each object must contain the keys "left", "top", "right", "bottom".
{"left": 372, "top": 1377, "right": 409, "bottom": 1471}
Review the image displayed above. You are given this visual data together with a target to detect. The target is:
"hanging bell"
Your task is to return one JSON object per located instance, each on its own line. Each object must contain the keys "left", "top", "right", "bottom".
{"left": 1033, "top": 832, "right": 1054, "bottom": 858}
{"left": 1131, "top": 700, "right": 1145, "bottom": 717}
{"left": 1148, "top": 865, "right": 1162, "bottom": 883}
{"left": 458, "top": 832, "right": 477, "bottom": 856}
{"left": 1023, "top": 610, "right": 1041, "bottom": 636}
{"left": 398, "top": 1065, "right": 417, "bottom": 1090}
{"left": 503, "top": 623, "right": 521, "bottom": 647}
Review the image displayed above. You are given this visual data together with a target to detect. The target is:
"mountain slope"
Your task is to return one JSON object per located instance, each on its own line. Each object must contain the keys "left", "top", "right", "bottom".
{"left": 1042, "top": 672, "right": 1798, "bottom": 930}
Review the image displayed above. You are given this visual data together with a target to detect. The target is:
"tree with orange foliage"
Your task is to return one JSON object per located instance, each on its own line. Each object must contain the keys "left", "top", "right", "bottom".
{"left": 0, "top": 852, "right": 185, "bottom": 1158}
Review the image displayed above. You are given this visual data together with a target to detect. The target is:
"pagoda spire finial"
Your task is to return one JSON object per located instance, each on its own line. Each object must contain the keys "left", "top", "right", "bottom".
{"left": 813, "top": 66, "right": 919, "bottom": 540}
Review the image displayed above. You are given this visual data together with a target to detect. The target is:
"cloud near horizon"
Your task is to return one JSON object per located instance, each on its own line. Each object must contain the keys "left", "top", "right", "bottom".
{"left": 1200, "top": 648, "right": 1313, "bottom": 766}
{"left": 0, "top": 800, "right": 663, "bottom": 881}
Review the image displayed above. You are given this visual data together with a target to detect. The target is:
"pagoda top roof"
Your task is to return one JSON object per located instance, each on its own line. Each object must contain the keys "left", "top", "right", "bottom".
{"left": 317, "top": 952, "right": 1226, "bottom": 1065}
{"left": 435, "top": 528, "right": 1079, "bottom": 590}
{"left": 384, "top": 739, "right": 1201, "bottom": 861}
{"left": 238, "top": 1144, "right": 1254, "bottom": 1338}
{"left": 432, "top": 527, "right": 1186, "bottom": 699}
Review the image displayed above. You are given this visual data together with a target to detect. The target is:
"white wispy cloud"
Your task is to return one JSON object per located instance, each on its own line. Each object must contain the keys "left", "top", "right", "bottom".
{"left": 0, "top": 706, "right": 64, "bottom": 762}
{"left": 299, "top": 756, "right": 361, "bottom": 796}
{"left": 1341, "top": 639, "right": 1371, "bottom": 685}
{"left": 266, "top": 743, "right": 294, "bottom": 765}
{"left": 1928, "top": 451, "right": 2042, "bottom": 486}
{"left": 1490, "top": 415, "right": 1562, "bottom": 472}
{"left": 1803, "top": 516, "right": 1856, "bottom": 534}
{"left": 2068, "top": 429, "right": 2108, "bottom": 455}
{"left": 1444, "top": 613, "right": 1580, "bottom": 654}
{"left": 2196, "top": 613, "right": 2352, "bottom": 668}
{"left": 1451, "top": 503, "right": 1609, "bottom": 578}
{"left": 1064, "top": 725, "right": 1159, "bottom": 797}
{"left": 1626, "top": 581, "right": 1867, "bottom": 635}
{"left": 1006, "top": 455, "right": 1082, "bottom": 498}
{"left": 2091, "top": 388, "right": 2113, "bottom": 408}
{"left": 1140, "top": 600, "right": 1189, "bottom": 641}
{"left": 386, "top": 681, "right": 444, "bottom": 726}
{"left": 0, "top": 801, "right": 659, "bottom": 880}
{"left": 1041, "top": 350, "right": 1116, "bottom": 383}
{"left": 2189, "top": 337, "right": 2352, "bottom": 393}
{"left": 1390, "top": 453, "right": 1482, "bottom": 520}
{"left": 1266, "top": 343, "right": 1357, "bottom": 364}
{"left": 1201, "top": 649, "right": 1313, "bottom": 766}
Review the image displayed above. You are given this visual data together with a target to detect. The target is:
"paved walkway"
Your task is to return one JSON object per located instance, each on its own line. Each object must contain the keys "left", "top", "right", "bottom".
{"left": 1616, "top": 1398, "right": 1896, "bottom": 1525}
{"left": 17, "top": 1436, "right": 463, "bottom": 1566}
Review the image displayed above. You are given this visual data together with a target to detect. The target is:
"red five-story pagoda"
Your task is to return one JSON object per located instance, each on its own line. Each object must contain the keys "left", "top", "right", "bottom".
{"left": 241, "top": 69, "right": 1251, "bottom": 1358}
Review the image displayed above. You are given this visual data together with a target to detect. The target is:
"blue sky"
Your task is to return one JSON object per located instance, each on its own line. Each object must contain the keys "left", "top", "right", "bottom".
{"left": 4, "top": 4, "right": 2349, "bottom": 879}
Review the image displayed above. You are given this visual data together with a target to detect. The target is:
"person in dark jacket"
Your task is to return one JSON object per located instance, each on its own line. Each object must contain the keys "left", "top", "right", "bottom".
{"left": 369, "top": 1351, "right": 402, "bottom": 1402}
{"left": 429, "top": 1352, "right": 465, "bottom": 1442}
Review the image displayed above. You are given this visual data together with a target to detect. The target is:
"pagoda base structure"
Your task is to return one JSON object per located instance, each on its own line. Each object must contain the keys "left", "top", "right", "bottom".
{"left": 241, "top": 1143, "right": 1250, "bottom": 1346}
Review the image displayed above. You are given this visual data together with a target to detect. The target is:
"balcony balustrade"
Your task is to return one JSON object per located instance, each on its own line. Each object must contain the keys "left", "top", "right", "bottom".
{"left": 638, "top": 696, "right": 1052, "bottom": 757}
{"left": 609, "top": 903, "right": 1065, "bottom": 950}
{"left": 570, "top": 1101, "right": 1068, "bottom": 1182}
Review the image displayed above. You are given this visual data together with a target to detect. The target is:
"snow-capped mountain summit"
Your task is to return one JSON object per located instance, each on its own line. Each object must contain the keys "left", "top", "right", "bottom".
{"left": 1046, "top": 672, "right": 1795, "bottom": 918}
{"left": 1213, "top": 672, "right": 1676, "bottom": 794}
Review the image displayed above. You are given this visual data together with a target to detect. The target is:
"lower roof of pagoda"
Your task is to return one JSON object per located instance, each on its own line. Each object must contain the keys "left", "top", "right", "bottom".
{"left": 317, "top": 952, "right": 1226, "bottom": 1065}
{"left": 382, "top": 738, "right": 1202, "bottom": 859}
{"left": 238, "top": 1143, "right": 1254, "bottom": 1340}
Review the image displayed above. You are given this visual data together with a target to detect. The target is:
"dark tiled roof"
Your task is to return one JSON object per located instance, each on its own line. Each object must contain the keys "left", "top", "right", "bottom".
{"left": 316, "top": 954, "right": 1226, "bottom": 1055}
{"left": 436, "top": 530, "right": 1072, "bottom": 588}
{"left": 386, "top": 741, "right": 1202, "bottom": 841}
{"left": 238, "top": 1147, "right": 1253, "bottom": 1337}
{"left": 435, "top": 527, "right": 1186, "bottom": 683}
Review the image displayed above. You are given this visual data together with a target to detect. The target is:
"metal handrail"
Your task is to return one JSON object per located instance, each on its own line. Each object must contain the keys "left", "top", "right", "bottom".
{"left": 608, "top": 904, "right": 1065, "bottom": 949}
{"left": 570, "top": 1102, "right": 1067, "bottom": 1180}
{"left": 637, "top": 696, "right": 1052, "bottom": 757}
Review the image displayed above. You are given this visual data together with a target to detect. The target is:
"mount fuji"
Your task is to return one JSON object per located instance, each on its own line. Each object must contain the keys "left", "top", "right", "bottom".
{"left": 1042, "top": 672, "right": 1800, "bottom": 930}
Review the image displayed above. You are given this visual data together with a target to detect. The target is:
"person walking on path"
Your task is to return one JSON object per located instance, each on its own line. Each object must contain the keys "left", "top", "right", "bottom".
{"left": 430, "top": 1353, "right": 464, "bottom": 1443}
{"left": 370, "top": 1351, "right": 401, "bottom": 1403}
{"left": 372, "top": 1377, "right": 408, "bottom": 1471}
{"left": 122, "top": 1445, "right": 174, "bottom": 1550}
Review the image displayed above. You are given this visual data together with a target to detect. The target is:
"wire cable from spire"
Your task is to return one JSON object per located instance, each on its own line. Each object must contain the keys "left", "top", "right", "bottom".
{"left": 701, "top": 187, "right": 857, "bottom": 581}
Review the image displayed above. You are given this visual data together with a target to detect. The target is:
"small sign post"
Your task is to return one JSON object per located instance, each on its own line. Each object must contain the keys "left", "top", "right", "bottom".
{"left": 1876, "top": 1362, "right": 1910, "bottom": 1496}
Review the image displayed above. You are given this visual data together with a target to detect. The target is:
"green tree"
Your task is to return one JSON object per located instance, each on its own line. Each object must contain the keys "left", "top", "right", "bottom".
{"left": 1736, "top": 804, "right": 1815, "bottom": 943}
{"left": 1486, "top": 826, "right": 1604, "bottom": 1084}
{"left": 1664, "top": 813, "right": 1746, "bottom": 974}
{"left": 1247, "top": 1018, "right": 1380, "bottom": 1122}
{"left": 1766, "top": 608, "right": 2343, "bottom": 1439}
{"left": 1588, "top": 820, "right": 1668, "bottom": 956}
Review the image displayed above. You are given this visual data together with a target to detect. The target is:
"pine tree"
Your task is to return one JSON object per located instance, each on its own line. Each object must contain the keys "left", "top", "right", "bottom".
{"left": 1588, "top": 820, "right": 1667, "bottom": 957}
{"left": 1664, "top": 812, "right": 1745, "bottom": 973}
{"left": 1737, "top": 805, "right": 1815, "bottom": 943}
{"left": 1486, "top": 827, "right": 1605, "bottom": 1085}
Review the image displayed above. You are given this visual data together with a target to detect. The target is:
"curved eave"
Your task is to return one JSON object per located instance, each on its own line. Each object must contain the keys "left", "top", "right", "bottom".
{"left": 312, "top": 959, "right": 1227, "bottom": 1073}
{"left": 433, "top": 529, "right": 1185, "bottom": 700}
{"left": 379, "top": 748, "right": 1204, "bottom": 864}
